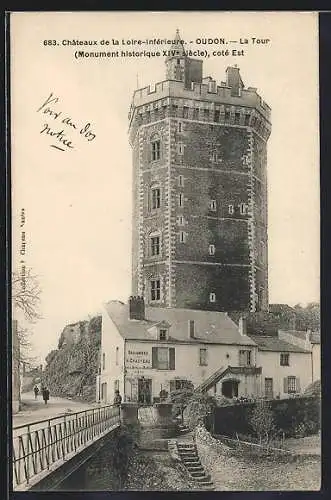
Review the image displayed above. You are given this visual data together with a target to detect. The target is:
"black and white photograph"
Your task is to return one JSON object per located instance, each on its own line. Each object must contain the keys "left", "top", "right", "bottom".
{"left": 10, "top": 11, "right": 320, "bottom": 492}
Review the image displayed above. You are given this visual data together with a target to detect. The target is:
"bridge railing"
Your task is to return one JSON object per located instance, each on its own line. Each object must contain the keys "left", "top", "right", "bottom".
{"left": 12, "top": 404, "right": 120, "bottom": 491}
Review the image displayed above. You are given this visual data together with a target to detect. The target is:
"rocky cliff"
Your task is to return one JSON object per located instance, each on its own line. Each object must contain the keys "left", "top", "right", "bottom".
{"left": 43, "top": 315, "right": 101, "bottom": 402}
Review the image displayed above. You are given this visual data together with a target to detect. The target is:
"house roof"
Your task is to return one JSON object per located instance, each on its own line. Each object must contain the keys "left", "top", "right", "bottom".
{"left": 103, "top": 301, "right": 256, "bottom": 346}
{"left": 250, "top": 335, "right": 310, "bottom": 353}
{"left": 285, "top": 330, "right": 321, "bottom": 345}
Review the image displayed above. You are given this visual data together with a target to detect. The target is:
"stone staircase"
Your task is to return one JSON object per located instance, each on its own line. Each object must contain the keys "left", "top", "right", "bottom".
{"left": 176, "top": 441, "right": 214, "bottom": 490}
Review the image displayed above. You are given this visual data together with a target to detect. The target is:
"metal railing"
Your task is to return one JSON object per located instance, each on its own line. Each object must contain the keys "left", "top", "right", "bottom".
{"left": 12, "top": 405, "right": 120, "bottom": 490}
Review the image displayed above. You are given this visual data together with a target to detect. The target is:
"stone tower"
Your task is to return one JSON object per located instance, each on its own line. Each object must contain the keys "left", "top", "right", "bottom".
{"left": 129, "top": 31, "right": 271, "bottom": 312}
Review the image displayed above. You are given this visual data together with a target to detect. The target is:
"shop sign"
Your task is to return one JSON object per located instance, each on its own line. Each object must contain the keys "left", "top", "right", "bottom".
{"left": 126, "top": 349, "right": 151, "bottom": 370}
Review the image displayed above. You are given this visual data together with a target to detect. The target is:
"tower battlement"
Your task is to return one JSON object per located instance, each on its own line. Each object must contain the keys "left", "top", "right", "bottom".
{"left": 129, "top": 31, "right": 271, "bottom": 313}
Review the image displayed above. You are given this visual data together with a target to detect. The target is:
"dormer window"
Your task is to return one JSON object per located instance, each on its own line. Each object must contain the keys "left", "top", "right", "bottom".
{"left": 159, "top": 329, "right": 167, "bottom": 341}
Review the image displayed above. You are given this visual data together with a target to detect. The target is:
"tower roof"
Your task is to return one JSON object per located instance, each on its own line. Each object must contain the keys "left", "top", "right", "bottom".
{"left": 166, "top": 29, "right": 186, "bottom": 61}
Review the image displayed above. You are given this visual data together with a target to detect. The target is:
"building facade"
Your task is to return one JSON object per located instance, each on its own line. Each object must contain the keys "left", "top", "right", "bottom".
{"left": 99, "top": 297, "right": 262, "bottom": 404}
{"left": 129, "top": 30, "right": 271, "bottom": 312}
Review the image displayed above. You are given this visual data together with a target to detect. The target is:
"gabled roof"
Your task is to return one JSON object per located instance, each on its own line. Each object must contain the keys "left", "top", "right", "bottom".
{"left": 103, "top": 301, "right": 256, "bottom": 346}
{"left": 250, "top": 335, "right": 310, "bottom": 353}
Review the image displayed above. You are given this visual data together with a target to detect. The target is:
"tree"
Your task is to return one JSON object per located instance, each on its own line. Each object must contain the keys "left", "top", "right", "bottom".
{"left": 12, "top": 268, "right": 42, "bottom": 323}
{"left": 12, "top": 267, "right": 42, "bottom": 364}
{"left": 249, "top": 400, "right": 275, "bottom": 445}
{"left": 169, "top": 388, "right": 217, "bottom": 429}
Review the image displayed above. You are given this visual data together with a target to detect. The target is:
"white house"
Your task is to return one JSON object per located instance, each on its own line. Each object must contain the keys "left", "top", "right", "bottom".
{"left": 99, "top": 297, "right": 262, "bottom": 404}
{"left": 278, "top": 329, "right": 320, "bottom": 383}
{"left": 98, "top": 297, "right": 318, "bottom": 404}
{"left": 251, "top": 334, "right": 314, "bottom": 399}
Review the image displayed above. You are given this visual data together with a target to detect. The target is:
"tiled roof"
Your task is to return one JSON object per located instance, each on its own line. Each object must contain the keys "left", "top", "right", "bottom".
{"left": 104, "top": 301, "right": 256, "bottom": 346}
{"left": 250, "top": 335, "right": 310, "bottom": 353}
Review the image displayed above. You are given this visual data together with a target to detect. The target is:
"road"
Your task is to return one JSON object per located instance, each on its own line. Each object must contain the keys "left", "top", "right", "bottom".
{"left": 13, "top": 391, "right": 99, "bottom": 427}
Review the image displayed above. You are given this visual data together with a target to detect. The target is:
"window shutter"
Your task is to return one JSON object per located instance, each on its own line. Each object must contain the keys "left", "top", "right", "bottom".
{"left": 283, "top": 377, "right": 288, "bottom": 394}
{"left": 152, "top": 347, "right": 158, "bottom": 369}
{"left": 169, "top": 348, "right": 175, "bottom": 370}
{"left": 296, "top": 377, "right": 300, "bottom": 393}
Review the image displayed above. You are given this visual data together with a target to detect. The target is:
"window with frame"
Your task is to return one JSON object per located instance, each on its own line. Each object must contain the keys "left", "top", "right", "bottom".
{"left": 177, "top": 215, "right": 185, "bottom": 226}
{"left": 234, "top": 112, "right": 240, "bottom": 124}
{"left": 209, "top": 244, "right": 215, "bottom": 256}
{"left": 179, "top": 193, "right": 184, "bottom": 207}
{"left": 239, "top": 349, "right": 252, "bottom": 366}
{"left": 214, "top": 110, "right": 220, "bottom": 122}
{"left": 239, "top": 203, "right": 248, "bottom": 215}
{"left": 114, "top": 379, "right": 119, "bottom": 392}
{"left": 287, "top": 376, "right": 297, "bottom": 393}
{"left": 183, "top": 107, "right": 189, "bottom": 118}
{"left": 209, "top": 200, "right": 217, "bottom": 211}
{"left": 102, "top": 352, "right": 105, "bottom": 370}
{"left": 178, "top": 175, "right": 184, "bottom": 187}
{"left": 225, "top": 111, "right": 230, "bottom": 121}
{"left": 209, "top": 292, "right": 216, "bottom": 303}
{"left": 244, "top": 114, "right": 251, "bottom": 126}
{"left": 152, "top": 346, "right": 175, "bottom": 370}
{"left": 151, "top": 187, "right": 161, "bottom": 209}
{"left": 159, "top": 329, "right": 167, "bottom": 341}
{"left": 151, "top": 137, "right": 161, "bottom": 161}
{"left": 177, "top": 143, "right": 184, "bottom": 155}
{"left": 178, "top": 122, "right": 183, "bottom": 133}
{"left": 199, "top": 348, "right": 208, "bottom": 366}
{"left": 193, "top": 108, "right": 199, "bottom": 120}
{"left": 151, "top": 279, "right": 161, "bottom": 301}
{"left": 179, "top": 231, "right": 186, "bottom": 243}
{"left": 150, "top": 235, "right": 160, "bottom": 256}
{"left": 228, "top": 204, "right": 234, "bottom": 215}
{"left": 280, "top": 353, "right": 290, "bottom": 366}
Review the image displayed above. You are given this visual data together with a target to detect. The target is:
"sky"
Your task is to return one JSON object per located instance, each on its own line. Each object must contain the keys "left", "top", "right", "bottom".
{"left": 11, "top": 12, "right": 320, "bottom": 363}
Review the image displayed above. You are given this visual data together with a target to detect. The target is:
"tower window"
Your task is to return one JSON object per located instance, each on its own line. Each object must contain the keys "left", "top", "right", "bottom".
{"left": 177, "top": 215, "right": 185, "bottom": 226}
{"left": 179, "top": 193, "right": 184, "bottom": 207}
{"left": 209, "top": 293, "right": 216, "bottom": 303}
{"left": 179, "top": 231, "right": 186, "bottom": 243}
{"left": 177, "top": 143, "right": 184, "bottom": 155}
{"left": 177, "top": 58, "right": 181, "bottom": 65}
{"left": 151, "top": 187, "right": 160, "bottom": 209}
{"left": 228, "top": 204, "right": 234, "bottom": 215}
{"left": 178, "top": 122, "right": 183, "bottom": 133}
{"left": 239, "top": 203, "right": 248, "bottom": 215}
{"left": 209, "top": 200, "right": 217, "bottom": 211}
{"left": 151, "top": 138, "right": 161, "bottom": 161}
{"left": 151, "top": 279, "right": 161, "bottom": 301}
{"left": 150, "top": 236, "right": 160, "bottom": 256}
{"left": 178, "top": 175, "right": 184, "bottom": 187}
{"left": 209, "top": 244, "right": 215, "bottom": 256}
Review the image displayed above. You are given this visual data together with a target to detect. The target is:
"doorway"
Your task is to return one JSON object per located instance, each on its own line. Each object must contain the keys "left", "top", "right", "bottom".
{"left": 265, "top": 378, "right": 273, "bottom": 399}
{"left": 138, "top": 377, "right": 152, "bottom": 405}
{"left": 222, "top": 379, "right": 239, "bottom": 398}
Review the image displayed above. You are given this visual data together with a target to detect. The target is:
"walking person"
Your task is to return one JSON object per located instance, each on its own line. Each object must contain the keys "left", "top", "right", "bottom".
{"left": 42, "top": 386, "right": 50, "bottom": 405}
{"left": 33, "top": 385, "right": 39, "bottom": 399}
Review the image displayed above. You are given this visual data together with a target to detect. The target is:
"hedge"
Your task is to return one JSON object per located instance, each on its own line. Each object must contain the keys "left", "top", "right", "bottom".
{"left": 208, "top": 396, "right": 320, "bottom": 438}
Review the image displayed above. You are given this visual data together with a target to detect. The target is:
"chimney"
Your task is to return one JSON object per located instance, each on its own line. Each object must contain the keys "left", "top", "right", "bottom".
{"left": 226, "top": 65, "right": 243, "bottom": 97}
{"left": 129, "top": 296, "right": 145, "bottom": 320}
{"left": 188, "top": 319, "right": 195, "bottom": 339}
{"left": 238, "top": 317, "right": 247, "bottom": 336}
